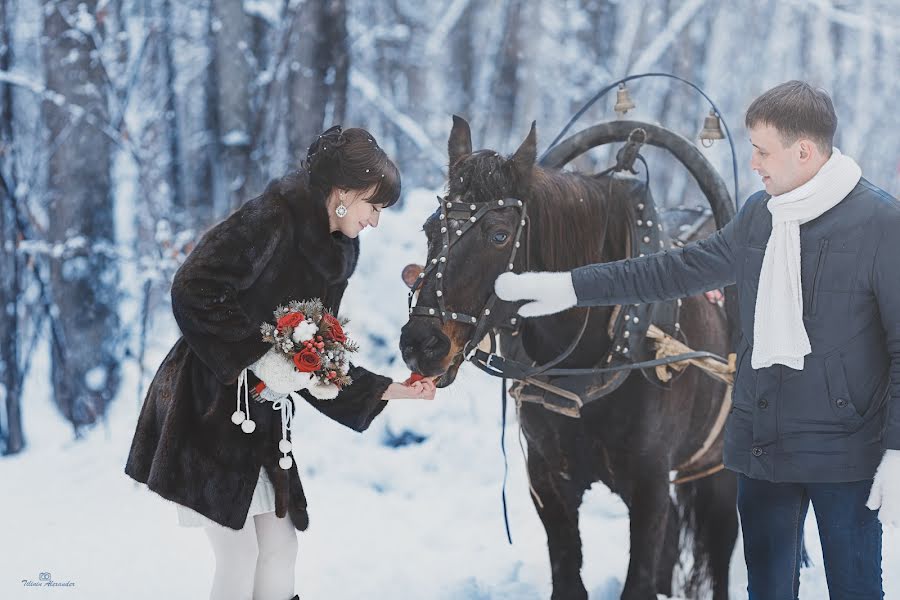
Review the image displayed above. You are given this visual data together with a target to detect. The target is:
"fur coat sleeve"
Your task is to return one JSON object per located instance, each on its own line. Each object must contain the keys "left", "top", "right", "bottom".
{"left": 170, "top": 196, "right": 285, "bottom": 386}
{"left": 299, "top": 363, "right": 392, "bottom": 432}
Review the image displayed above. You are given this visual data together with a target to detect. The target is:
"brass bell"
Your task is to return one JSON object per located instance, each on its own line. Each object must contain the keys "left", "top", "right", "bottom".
{"left": 699, "top": 109, "right": 725, "bottom": 147}
{"left": 613, "top": 83, "right": 636, "bottom": 117}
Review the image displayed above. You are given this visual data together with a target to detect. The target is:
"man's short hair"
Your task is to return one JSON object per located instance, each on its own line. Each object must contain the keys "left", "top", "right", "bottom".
{"left": 745, "top": 81, "right": 837, "bottom": 154}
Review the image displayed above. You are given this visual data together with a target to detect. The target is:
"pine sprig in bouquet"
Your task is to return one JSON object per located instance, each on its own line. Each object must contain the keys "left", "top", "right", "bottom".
{"left": 256, "top": 298, "right": 358, "bottom": 398}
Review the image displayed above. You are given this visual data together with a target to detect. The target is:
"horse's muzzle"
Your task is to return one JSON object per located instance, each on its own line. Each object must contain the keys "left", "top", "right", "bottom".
{"left": 399, "top": 319, "right": 452, "bottom": 377}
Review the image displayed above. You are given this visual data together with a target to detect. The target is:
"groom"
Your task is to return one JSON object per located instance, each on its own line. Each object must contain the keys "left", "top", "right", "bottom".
{"left": 496, "top": 81, "right": 898, "bottom": 597}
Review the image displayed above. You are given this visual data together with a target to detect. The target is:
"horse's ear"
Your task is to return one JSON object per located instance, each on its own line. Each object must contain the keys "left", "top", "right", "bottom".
{"left": 508, "top": 121, "right": 537, "bottom": 180}
{"left": 401, "top": 263, "right": 424, "bottom": 289}
{"left": 448, "top": 115, "right": 472, "bottom": 167}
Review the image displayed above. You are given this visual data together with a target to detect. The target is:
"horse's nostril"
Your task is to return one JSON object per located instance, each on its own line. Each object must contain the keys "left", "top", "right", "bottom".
{"left": 422, "top": 335, "right": 449, "bottom": 359}
{"left": 403, "top": 354, "right": 420, "bottom": 374}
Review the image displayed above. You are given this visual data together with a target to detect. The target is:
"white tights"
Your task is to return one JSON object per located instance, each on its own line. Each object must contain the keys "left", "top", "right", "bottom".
{"left": 204, "top": 511, "right": 298, "bottom": 600}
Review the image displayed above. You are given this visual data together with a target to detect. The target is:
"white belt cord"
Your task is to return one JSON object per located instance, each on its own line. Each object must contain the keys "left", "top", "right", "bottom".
{"left": 272, "top": 393, "right": 301, "bottom": 473}
{"left": 231, "top": 368, "right": 256, "bottom": 433}
{"left": 231, "top": 368, "right": 300, "bottom": 473}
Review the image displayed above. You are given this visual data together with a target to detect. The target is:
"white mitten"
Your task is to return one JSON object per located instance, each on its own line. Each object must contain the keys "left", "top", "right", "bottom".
{"left": 249, "top": 347, "right": 314, "bottom": 394}
{"left": 866, "top": 448, "right": 900, "bottom": 528}
{"left": 495, "top": 271, "right": 577, "bottom": 317}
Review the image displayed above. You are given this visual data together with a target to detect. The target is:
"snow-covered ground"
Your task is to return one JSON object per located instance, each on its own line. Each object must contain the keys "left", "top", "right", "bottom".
{"left": 2, "top": 188, "right": 898, "bottom": 599}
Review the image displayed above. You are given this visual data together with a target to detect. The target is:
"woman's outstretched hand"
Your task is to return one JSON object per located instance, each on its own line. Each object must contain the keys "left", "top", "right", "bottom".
{"left": 382, "top": 377, "right": 437, "bottom": 400}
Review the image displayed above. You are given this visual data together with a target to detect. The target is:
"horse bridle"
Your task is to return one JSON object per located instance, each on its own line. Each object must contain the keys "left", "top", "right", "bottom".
{"left": 408, "top": 194, "right": 529, "bottom": 357}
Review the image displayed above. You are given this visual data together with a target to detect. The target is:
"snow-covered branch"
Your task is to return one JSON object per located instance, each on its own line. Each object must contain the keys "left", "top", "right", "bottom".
{"left": 630, "top": 0, "right": 708, "bottom": 72}
{"left": 0, "top": 69, "right": 141, "bottom": 164}
{"left": 424, "top": 0, "right": 472, "bottom": 56}
{"left": 349, "top": 68, "right": 446, "bottom": 173}
{"left": 783, "top": 0, "right": 900, "bottom": 36}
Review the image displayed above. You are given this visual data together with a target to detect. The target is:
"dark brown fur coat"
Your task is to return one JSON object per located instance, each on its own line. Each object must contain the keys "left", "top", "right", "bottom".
{"left": 124, "top": 170, "right": 392, "bottom": 531}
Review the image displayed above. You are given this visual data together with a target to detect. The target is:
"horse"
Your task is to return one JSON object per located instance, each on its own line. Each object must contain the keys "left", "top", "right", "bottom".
{"left": 399, "top": 116, "right": 738, "bottom": 599}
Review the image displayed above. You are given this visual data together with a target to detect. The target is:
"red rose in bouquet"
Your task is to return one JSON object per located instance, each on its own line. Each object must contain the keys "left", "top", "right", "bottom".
{"left": 276, "top": 311, "right": 305, "bottom": 331}
{"left": 322, "top": 313, "right": 347, "bottom": 343}
{"left": 293, "top": 348, "right": 322, "bottom": 372}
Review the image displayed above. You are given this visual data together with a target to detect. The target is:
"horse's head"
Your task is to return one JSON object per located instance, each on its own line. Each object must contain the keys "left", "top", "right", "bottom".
{"left": 399, "top": 116, "right": 537, "bottom": 386}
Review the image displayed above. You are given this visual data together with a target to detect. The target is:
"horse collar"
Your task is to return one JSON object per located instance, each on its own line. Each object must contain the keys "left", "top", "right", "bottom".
{"left": 602, "top": 183, "right": 681, "bottom": 383}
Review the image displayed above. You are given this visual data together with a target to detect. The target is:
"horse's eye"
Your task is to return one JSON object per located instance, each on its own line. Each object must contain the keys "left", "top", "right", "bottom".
{"left": 491, "top": 232, "right": 510, "bottom": 245}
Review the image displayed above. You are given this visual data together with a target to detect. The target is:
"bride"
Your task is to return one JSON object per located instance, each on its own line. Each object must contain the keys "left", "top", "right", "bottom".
{"left": 125, "top": 125, "right": 435, "bottom": 600}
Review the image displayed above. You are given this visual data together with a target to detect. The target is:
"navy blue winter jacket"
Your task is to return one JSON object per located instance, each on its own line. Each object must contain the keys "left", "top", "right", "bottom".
{"left": 571, "top": 178, "right": 899, "bottom": 483}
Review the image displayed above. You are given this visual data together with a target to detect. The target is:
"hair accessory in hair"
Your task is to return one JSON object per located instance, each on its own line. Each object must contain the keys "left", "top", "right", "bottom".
{"left": 306, "top": 124, "right": 345, "bottom": 167}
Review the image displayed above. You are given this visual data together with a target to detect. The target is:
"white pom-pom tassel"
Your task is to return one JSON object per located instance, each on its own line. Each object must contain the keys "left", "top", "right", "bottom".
{"left": 279, "top": 456, "right": 293, "bottom": 470}
{"left": 231, "top": 410, "right": 246, "bottom": 425}
{"left": 241, "top": 419, "right": 256, "bottom": 434}
{"left": 279, "top": 439, "right": 293, "bottom": 453}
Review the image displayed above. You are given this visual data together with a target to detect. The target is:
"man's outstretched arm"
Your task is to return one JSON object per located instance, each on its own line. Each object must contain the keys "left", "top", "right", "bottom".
{"left": 495, "top": 194, "right": 759, "bottom": 317}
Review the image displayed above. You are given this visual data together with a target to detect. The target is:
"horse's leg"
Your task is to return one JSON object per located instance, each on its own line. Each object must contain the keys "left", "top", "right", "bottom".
{"left": 678, "top": 469, "right": 738, "bottom": 600}
{"left": 654, "top": 498, "right": 680, "bottom": 597}
{"left": 526, "top": 441, "right": 589, "bottom": 600}
{"left": 620, "top": 469, "right": 672, "bottom": 600}
{"left": 707, "top": 470, "right": 738, "bottom": 600}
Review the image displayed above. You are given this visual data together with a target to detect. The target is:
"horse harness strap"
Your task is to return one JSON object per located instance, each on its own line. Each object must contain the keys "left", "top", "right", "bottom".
{"left": 604, "top": 178, "right": 679, "bottom": 377}
{"left": 670, "top": 382, "right": 733, "bottom": 484}
{"left": 408, "top": 195, "right": 528, "bottom": 356}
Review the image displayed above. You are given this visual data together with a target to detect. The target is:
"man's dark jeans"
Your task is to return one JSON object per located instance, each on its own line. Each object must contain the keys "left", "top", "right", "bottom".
{"left": 737, "top": 474, "right": 883, "bottom": 599}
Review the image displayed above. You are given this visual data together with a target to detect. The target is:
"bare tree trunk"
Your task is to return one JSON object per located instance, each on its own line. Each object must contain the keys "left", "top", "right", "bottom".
{"left": 160, "top": 0, "right": 184, "bottom": 213}
{"left": 134, "top": 0, "right": 181, "bottom": 232}
{"left": 286, "top": 0, "right": 324, "bottom": 163}
{"left": 655, "top": 1, "right": 713, "bottom": 209}
{"left": 211, "top": 0, "right": 260, "bottom": 210}
{"left": 449, "top": 1, "right": 476, "bottom": 111}
{"left": 469, "top": 0, "right": 510, "bottom": 147}
{"left": 42, "top": 0, "right": 120, "bottom": 432}
{"left": 0, "top": 180, "right": 22, "bottom": 454}
{"left": 286, "top": 0, "right": 349, "bottom": 164}
{"left": 493, "top": 0, "right": 525, "bottom": 144}
{"left": 324, "top": 0, "right": 349, "bottom": 127}
{"left": 168, "top": 0, "right": 216, "bottom": 224}
{"left": 0, "top": 0, "right": 24, "bottom": 455}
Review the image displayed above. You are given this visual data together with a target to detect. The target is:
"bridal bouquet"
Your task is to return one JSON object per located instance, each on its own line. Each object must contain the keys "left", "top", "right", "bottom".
{"left": 254, "top": 298, "right": 359, "bottom": 400}
{"left": 230, "top": 299, "right": 360, "bottom": 470}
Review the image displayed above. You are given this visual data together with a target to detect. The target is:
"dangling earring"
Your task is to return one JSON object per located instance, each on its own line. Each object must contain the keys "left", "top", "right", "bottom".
{"left": 335, "top": 190, "right": 348, "bottom": 218}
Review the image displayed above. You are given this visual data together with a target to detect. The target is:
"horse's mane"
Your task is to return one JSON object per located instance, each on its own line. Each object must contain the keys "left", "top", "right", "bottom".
{"left": 449, "top": 151, "right": 636, "bottom": 272}
{"left": 527, "top": 168, "right": 636, "bottom": 271}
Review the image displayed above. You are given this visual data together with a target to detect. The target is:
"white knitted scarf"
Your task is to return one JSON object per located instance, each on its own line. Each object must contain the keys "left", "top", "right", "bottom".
{"left": 751, "top": 148, "right": 861, "bottom": 370}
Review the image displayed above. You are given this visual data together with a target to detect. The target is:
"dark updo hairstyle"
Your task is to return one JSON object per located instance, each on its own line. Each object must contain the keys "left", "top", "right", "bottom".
{"left": 304, "top": 125, "right": 401, "bottom": 209}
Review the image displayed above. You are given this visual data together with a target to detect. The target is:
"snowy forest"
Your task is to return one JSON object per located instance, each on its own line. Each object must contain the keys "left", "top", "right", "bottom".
{"left": 1, "top": 1, "right": 899, "bottom": 599}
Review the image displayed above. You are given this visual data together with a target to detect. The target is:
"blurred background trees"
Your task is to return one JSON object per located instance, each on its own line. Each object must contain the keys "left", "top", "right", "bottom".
{"left": 1, "top": 0, "right": 897, "bottom": 452}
